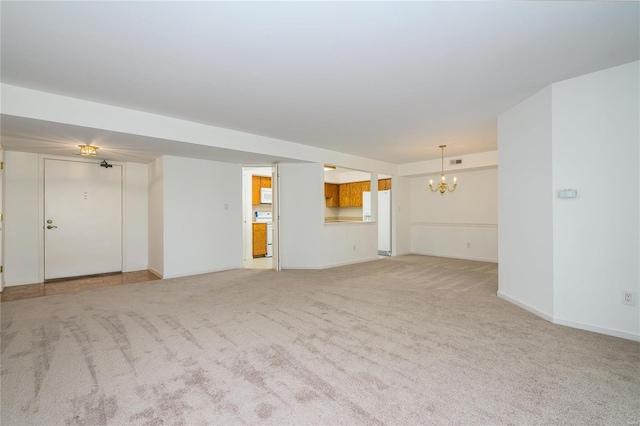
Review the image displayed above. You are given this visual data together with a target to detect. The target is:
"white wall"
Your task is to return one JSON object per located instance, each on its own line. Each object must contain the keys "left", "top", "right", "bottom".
{"left": 393, "top": 177, "right": 412, "bottom": 256}
{"left": 323, "top": 223, "right": 378, "bottom": 268}
{"left": 4, "top": 152, "right": 40, "bottom": 286}
{"left": 324, "top": 169, "right": 372, "bottom": 184}
{"left": 124, "top": 163, "right": 148, "bottom": 272}
{"left": 162, "top": 156, "right": 243, "bottom": 278}
{"left": 278, "top": 163, "right": 324, "bottom": 269}
{"left": 399, "top": 150, "right": 498, "bottom": 177}
{"left": 1, "top": 86, "right": 404, "bottom": 275}
{"left": 497, "top": 86, "right": 554, "bottom": 319}
{"left": 410, "top": 168, "right": 499, "bottom": 263}
{"left": 148, "top": 157, "right": 164, "bottom": 277}
{"left": 551, "top": 61, "right": 639, "bottom": 339}
{"left": 498, "top": 61, "right": 640, "bottom": 341}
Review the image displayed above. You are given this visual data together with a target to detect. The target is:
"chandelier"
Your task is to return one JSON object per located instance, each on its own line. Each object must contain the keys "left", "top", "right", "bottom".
{"left": 429, "top": 145, "right": 457, "bottom": 195}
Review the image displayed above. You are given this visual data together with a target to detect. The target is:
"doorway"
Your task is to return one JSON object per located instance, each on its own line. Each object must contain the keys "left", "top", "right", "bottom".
{"left": 44, "top": 159, "right": 123, "bottom": 280}
{"left": 242, "top": 166, "right": 276, "bottom": 270}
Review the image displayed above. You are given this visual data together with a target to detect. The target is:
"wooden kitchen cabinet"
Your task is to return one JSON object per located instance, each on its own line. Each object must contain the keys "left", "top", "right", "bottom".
{"left": 252, "top": 176, "right": 272, "bottom": 205}
{"left": 252, "top": 176, "right": 261, "bottom": 205}
{"left": 252, "top": 223, "right": 267, "bottom": 257}
{"left": 378, "top": 178, "right": 392, "bottom": 190}
{"left": 324, "top": 183, "right": 340, "bottom": 207}
{"left": 330, "top": 179, "right": 389, "bottom": 208}
{"left": 339, "top": 182, "right": 351, "bottom": 207}
{"left": 350, "top": 182, "right": 363, "bottom": 207}
{"left": 336, "top": 181, "right": 368, "bottom": 207}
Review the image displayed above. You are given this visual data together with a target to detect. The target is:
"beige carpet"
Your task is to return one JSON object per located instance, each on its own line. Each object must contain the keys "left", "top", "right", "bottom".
{"left": 1, "top": 255, "right": 639, "bottom": 425}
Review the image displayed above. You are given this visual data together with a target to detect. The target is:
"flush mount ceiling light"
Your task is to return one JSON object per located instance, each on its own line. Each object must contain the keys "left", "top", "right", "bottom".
{"left": 429, "top": 145, "right": 457, "bottom": 195}
{"left": 78, "top": 145, "right": 99, "bottom": 157}
{"left": 324, "top": 165, "right": 336, "bottom": 171}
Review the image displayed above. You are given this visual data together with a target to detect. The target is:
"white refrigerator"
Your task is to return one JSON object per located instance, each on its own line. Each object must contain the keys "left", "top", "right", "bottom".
{"left": 377, "top": 190, "right": 391, "bottom": 256}
{"left": 362, "top": 190, "right": 392, "bottom": 256}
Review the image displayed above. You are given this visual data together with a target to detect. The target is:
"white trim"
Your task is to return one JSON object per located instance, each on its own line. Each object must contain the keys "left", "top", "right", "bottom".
{"left": 0, "top": 144, "right": 4, "bottom": 292}
{"left": 280, "top": 265, "right": 325, "bottom": 270}
{"left": 4, "top": 278, "right": 41, "bottom": 287}
{"left": 161, "top": 265, "right": 242, "bottom": 280}
{"left": 323, "top": 221, "right": 376, "bottom": 226}
{"left": 121, "top": 163, "right": 128, "bottom": 272}
{"left": 498, "top": 290, "right": 640, "bottom": 342}
{"left": 411, "top": 222, "right": 498, "bottom": 228}
{"left": 321, "top": 257, "right": 379, "bottom": 270}
{"left": 413, "top": 251, "right": 498, "bottom": 264}
{"left": 552, "top": 317, "right": 640, "bottom": 342}
{"left": 497, "top": 291, "right": 554, "bottom": 321}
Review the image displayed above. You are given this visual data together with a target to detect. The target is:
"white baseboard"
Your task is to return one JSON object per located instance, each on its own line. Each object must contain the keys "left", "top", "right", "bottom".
{"left": 161, "top": 265, "right": 243, "bottom": 280}
{"left": 496, "top": 291, "right": 554, "bottom": 321}
{"left": 281, "top": 265, "right": 324, "bottom": 270}
{"left": 553, "top": 317, "right": 640, "bottom": 342}
{"left": 411, "top": 251, "right": 498, "bottom": 263}
{"left": 498, "top": 291, "right": 640, "bottom": 342}
{"left": 321, "top": 257, "right": 379, "bottom": 269}
{"left": 4, "top": 278, "right": 41, "bottom": 287}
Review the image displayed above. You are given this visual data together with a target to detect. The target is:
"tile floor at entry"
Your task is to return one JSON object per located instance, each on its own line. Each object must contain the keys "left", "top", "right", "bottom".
{"left": 3, "top": 258, "right": 276, "bottom": 303}
{"left": 243, "top": 257, "right": 273, "bottom": 269}
{"left": 0, "top": 270, "right": 161, "bottom": 303}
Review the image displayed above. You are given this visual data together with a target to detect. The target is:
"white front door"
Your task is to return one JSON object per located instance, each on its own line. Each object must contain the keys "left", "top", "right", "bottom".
{"left": 44, "top": 159, "right": 122, "bottom": 280}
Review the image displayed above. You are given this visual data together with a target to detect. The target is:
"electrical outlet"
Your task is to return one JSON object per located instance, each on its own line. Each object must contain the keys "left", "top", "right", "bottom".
{"left": 622, "top": 290, "right": 636, "bottom": 306}
{"left": 466, "top": 242, "right": 471, "bottom": 248}
{"left": 353, "top": 244, "right": 356, "bottom": 251}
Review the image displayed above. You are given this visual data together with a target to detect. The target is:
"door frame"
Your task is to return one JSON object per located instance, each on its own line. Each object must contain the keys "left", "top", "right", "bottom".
{"left": 37, "top": 154, "right": 127, "bottom": 283}
{"left": 272, "top": 164, "right": 280, "bottom": 271}
{"left": 0, "top": 145, "right": 4, "bottom": 291}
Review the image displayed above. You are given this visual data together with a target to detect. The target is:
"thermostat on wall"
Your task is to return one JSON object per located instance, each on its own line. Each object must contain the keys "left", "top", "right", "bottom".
{"left": 558, "top": 189, "right": 578, "bottom": 199}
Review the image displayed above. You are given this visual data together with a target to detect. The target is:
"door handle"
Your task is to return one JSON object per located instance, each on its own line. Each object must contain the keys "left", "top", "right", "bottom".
{"left": 47, "top": 225, "right": 58, "bottom": 229}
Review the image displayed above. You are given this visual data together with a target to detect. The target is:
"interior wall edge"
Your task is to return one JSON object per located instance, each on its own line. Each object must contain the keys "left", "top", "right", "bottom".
{"left": 497, "top": 291, "right": 554, "bottom": 322}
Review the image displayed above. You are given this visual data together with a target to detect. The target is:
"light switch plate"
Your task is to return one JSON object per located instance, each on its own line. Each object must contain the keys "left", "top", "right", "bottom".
{"left": 558, "top": 189, "right": 578, "bottom": 199}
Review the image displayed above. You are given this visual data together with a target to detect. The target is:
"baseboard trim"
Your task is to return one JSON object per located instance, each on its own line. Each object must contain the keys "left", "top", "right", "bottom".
{"left": 496, "top": 291, "right": 553, "bottom": 321}
{"left": 552, "top": 317, "right": 640, "bottom": 342}
{"left": 281, "top": 266, "right": 324, "bottom": 270}
{"left": 322, "top": 257, "right": 379, "bottom": 269}
{"left": 161, "top": 265, "right": 244, "bottom": 280}
{"left": 4, "top": 279, "right": 41, "bottom": 287}
{"left": 412, "top": 251, "right": 498, "bottom": 263}
{"left": 498, "top": 291, "right": 640, "bottom": 342}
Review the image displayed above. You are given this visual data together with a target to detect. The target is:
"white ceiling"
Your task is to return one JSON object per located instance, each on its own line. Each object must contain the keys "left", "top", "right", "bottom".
{"left": 1, "top": 1, "right": 638, "bottom": 164}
